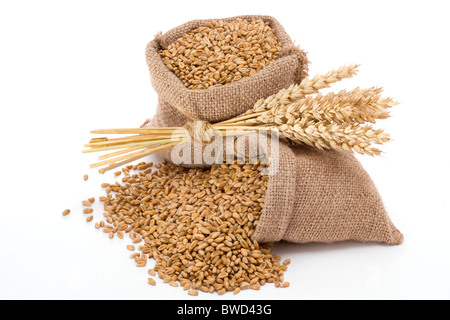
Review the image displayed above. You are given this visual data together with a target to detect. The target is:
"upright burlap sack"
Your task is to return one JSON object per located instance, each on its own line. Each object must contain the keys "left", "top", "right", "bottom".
{"left": 144, "top": 15, "right": 308, "bottom": 127}
{"left": 142, "top": 15, "right": 403, "bottom": 245}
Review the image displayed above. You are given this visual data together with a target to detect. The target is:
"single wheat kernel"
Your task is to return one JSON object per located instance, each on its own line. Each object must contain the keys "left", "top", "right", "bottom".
{"left": 281, "top": 282, "right": 290, "bottom": 288}
{"left": 83, "top": 174, "right": 88, "bottom": 181}
{"left": 136, "top": 261, "right": 146, "bottom": 267}
{"left": 62, "top": 209, "right": 70, "bottom": 216}
{"left": 88, "top": 197, "right": 95, "bottom": 204}
{"left": 127, "top": 245, "right": 135, "bottom": 251}
{"left": 218, "top": 288, "right": 226, "bottom": 295}
{"left": 82, "top": 200, "right": 91, "bottom": 207}
{"left": 148, "top": 278, "right": 156, "bottom": 286}
{"left": 83, "top": 208, "right": 93, "bottom": 214}
{"left": 188, "top": 290, "right": 199, "bottom": 296}
{"left": 114, "top": 171, "right": 122, "bottom": 177}
{"left": 86, "top": 216, "right": 93, "bottom": 223}
{"left": 250, "top": 284, "right": 261, "bottom": 290}
{"left": 283, "top": 259, "right": 291, "bottom": 265}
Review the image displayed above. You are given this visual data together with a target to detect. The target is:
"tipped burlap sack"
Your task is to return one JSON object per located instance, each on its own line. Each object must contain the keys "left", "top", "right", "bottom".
{"left": 252, "top": 143, "right": 403, "bottom": 244}
{"left": 142, "top": 15, "right": 403, "bottom": 245}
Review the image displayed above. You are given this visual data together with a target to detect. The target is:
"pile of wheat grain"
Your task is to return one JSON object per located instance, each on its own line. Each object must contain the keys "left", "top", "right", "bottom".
{"left": 159, "top": 18, "right": 282, "bottom": 90}
{"left": 79, "top": 161, "right": 289, "bottom": 295}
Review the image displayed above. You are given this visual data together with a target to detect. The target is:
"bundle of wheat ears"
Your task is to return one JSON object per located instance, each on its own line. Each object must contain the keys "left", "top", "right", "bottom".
{"left": 83, "top": 65, "right": 397, "bottom": 173}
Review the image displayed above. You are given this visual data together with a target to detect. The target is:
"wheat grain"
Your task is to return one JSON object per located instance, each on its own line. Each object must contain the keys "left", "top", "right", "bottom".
{"left": 159, "top": 18, "right": 282, "bottom": 90}
{"left": 188, "top": 290, "right": 199, "bottom": 296}
{"left": 82, "top": 200, "right": 91, "bottom": 207}
{"left": 92, "top": 161, "right": 287, "bottom": 295}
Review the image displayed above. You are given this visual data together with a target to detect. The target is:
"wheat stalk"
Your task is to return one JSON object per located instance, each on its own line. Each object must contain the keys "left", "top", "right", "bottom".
{"left": 84, "top": 65, "right": 396, "bottom": 172}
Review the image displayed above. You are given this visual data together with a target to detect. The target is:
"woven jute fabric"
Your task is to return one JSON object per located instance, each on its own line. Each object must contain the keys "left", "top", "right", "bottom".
{"left": 252, "top": 143, "right": 403, "bottom": 244}
{"left": 142, "top": 15, "right": 403, "bottom": 245}
{"left": 145, "top": 15, "right": 309, "bottom": 125}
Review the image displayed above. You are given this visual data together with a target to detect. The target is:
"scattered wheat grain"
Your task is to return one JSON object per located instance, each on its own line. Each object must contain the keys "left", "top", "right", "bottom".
{"left": 188, "top": 290, "right": 199, "bottom": 296}
{"left": 82, "top": 200, "right": 91, "bottom": 207}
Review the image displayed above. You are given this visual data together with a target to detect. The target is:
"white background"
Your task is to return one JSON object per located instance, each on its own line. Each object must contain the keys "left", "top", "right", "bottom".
{"left": 1, "top": 0, "right": 449, "bottom": 300}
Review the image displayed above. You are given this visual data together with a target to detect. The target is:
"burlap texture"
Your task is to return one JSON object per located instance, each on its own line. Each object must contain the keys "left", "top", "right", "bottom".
{"left": 252, "top": 143, "right": 403, "bottom": 244}
{"left": 145, "top": 15, "right": 309, "bottom": 125}
{"left": 143, "top": 15, "right": 403, "bottom": 245}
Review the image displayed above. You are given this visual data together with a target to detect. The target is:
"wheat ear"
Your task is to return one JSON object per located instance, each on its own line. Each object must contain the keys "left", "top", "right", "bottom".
{"left": 256, "top": 87, "right": 396, "bottom": 126}
{"left": 219, "top": 64, "right": 361, "bottom": 125}
{"left": 251, "top": 64, "right": 360, "bottom": 112}
{"left": 278, "top": 121, "right": 390, "bottom": 156}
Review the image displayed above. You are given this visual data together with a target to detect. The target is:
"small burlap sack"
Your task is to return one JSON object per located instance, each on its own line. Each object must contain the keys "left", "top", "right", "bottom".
{"left": 142, "top": 15, "right": 403, "bottom": 245}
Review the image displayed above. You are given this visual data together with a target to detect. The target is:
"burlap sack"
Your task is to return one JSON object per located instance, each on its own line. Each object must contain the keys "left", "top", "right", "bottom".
{"left": 252, "top": 143, "right": 403, "bottom": 244}
{"left": 142, "top": 15, "right": 403, "bottom": 245}
{"left": 144, "top": 15, "right": 308, "bottom": 127}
